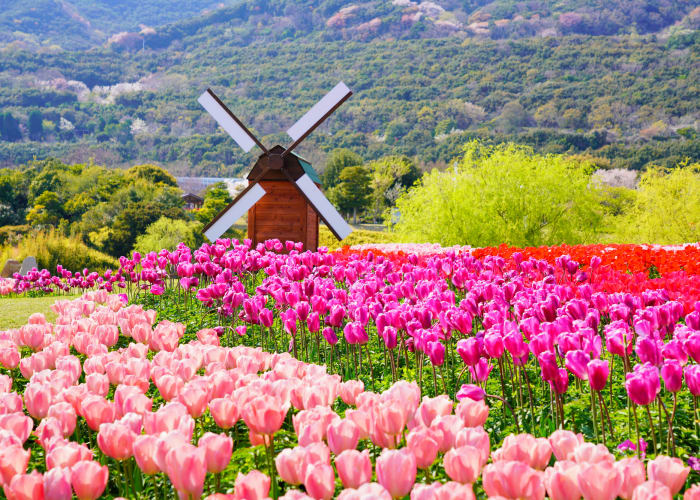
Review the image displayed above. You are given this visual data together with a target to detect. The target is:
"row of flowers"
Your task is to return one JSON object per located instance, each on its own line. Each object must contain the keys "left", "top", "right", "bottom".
{"left": 0, "top": 291, "right": 697, "bottom": 499}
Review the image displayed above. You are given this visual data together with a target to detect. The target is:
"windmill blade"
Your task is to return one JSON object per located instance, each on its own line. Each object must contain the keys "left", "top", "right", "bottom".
{"left": 295, "top": 173, "right": 352, "bottom": 241}
{"left": 198, "top": 89, "right": 267, "bottom": 154}
{"left": 284, "top": 82, "right": 352, "bottom": 155}
{"left": 203, "top": 183, "right": 266, "bottom": 242}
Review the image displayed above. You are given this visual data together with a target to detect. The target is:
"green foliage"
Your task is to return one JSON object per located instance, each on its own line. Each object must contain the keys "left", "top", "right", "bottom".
{"left": 612, "top": 163, "right": 700, "bottom": 244}
{"left": 194, "top": 182, "right": 233, "bottom": 225}
{"left": 27, "top": 110, "right": 43, "bottom": 140}
{"left": 366, "top": 155, "right": 420, "bottom": 221}
{"left": 319, "top": 225, "right": 398, "bottom": 250}
{"left": 0, "top": 230, "right": 117, "bottom": 273}
{"left": 134, "top": 216, "right": 204, "bottom": 254}
{"left": 327, "top": 165, "right": 371, "bottom": 221}
{"left": 0, "top": 112, "right": 22, "bottom": 142}
{"left": 125, "top": 164, "right": 177, "bottom": 187}
{"left": 321, "top": 148, "right": 362, "bottom": 189}
{"left": 392, "top": 141, "right": 603, "bottom": 247}
{"left": 25, "top": 191, "right": 64, "bottom": 226}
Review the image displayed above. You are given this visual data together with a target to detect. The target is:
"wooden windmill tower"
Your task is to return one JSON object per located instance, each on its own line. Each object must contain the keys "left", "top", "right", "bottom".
{"left": 198, "top": 82, "right": 353, "bottom": 251}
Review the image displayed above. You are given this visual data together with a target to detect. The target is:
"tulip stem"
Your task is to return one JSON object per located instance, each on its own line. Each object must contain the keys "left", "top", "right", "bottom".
{"left": 365, "top": 344, "right": 374, "bottom": 389}
{"left": 632, "top": 404, "right": 642, "bottom": 458}
{"left": 598, "top": 391, "right": 613, "bottom": 438}
{"left": 644, "top": 405, "right": 657, "bottom": 455}
{"left": 485, "top": 393, "right": 519, "bottom": 433}
{"left": 521, "top": 366, "right": 536, "bottom": 434}
{"left": 657, "top": 396, "right": 675, "bottom": 456}
{"left": 591, "top": 390, "right": 599, "bottom": 443}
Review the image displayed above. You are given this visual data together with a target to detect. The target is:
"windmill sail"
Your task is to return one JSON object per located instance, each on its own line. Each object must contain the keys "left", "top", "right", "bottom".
{"left": 198, "top": 89, "right": 266, "bottom": 153}
{"left": 295, "top": 173, "right": 352, "bottom": 240}
{"left": 203, "top": 183, "right": 267, "bottom": 242}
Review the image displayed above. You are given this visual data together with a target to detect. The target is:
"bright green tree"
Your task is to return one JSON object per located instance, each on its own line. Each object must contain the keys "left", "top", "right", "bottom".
{"left": 366, "top": 156, "right": 420, "bottom": 221}
{"left": 329, "top": 165, "right": 371, "bottom": 224}
{"left": 26, "top": 191, "right": 64, "bottom": 226}
{"left": 392, "top": 141, "right": 603, "bottom": 247}
{"left": 195, "top": 182, "right": 233, "bottom": 225}
{"left": 134, "top": 217, "right": 204, "bottom": 254}
{"left": 126, "top": 164, "right": 177, "bottom": 186}
{"left": 322, "top": 149, "right": 363, "bottom": 189}
{"left": 612, "top": 162, "right": 700, "bottom": 244}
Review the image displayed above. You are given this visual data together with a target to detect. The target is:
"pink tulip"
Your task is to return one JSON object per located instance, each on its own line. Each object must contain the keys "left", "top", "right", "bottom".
{"left": 337, "top": 483, "right": 392, "bottom": 500}
{"left": 80, "top": 395, "right": 115, "bottom": 431}
{"left": 376, "top": 448, "right": 416, "bottom": 499}
{"left": 47, "top": 402, "right": 76, "bottom": 437}
{"left": 543, "top": 461, "right": 581, "bottom": 500}
{"left": 43, "top": 467, "right": 72, "bottom": 500}
{"left": 631, "top": 480, "right": 672, "bottom": 500}
{"left": 304, "top": 463, "right": 335, "bottom": 500}
{"left": 684, "top": 484, "right": 700, "bottom": 500}
{"left": 133, "top": 435, "right": 160, "bottom": 475}
{"left": 444, "top": 445, "right": 482, "bottom": 484}
{"left": 0, "top": 413, "right": 32, "bottom": 443}
{"left": 577, "top": 462, "right": 623, "bottom": 500}
{"left": 482, "top": 460, "right": 545, "bottom": 500}
{"left": 97, "top": 422, "right": 136, "bottom": 461}
{"left": 165, "top": 444, "right": 207, "bottom": 500}
{"left": 242, "top": 396, "right": 289, "bottom": 436}
{"left": 208, "top": 398, "right": 239, "bottom": 429}
{"left": 406, "top": 426, "right": 440, "bottom": 469}
{"left": 625, "top": 364, "right": 660, "bottom": 406}
{"left": 0, "top": 444, "right": 30, "bottom": 485}
{"left": 417, "top": 395, "right": 454, "bottom": 427}
{"left": 86, "top": 373, "right": 109, "bottom": 396}
{"left": 70, "top": 461, "right": 108, "bottom": 500}
{"left": 572, "top": 442, "right": 615, "bottom": 465}
{"left": 339, "top": 381, "right": 364, "bottom": 406}
{"left": 647, "top": 456, "right": 690, "bottom": 496}
{"left": 492, "top": 433, "right": 552, "bottom": 470}
{"left": 4, "top": 470, "right": 43, "bottom": 500}
{"left": 198, "top": 432, "right": 233, "bottom": 473}
{"left": 23, "top": 383, "right": 52, "bottom": 419}
{"left": 454, "top": 427, "right": 490, "bottom": 467}
{"left": 327, "top": 419, "right": 360, "bottom": 455}
{"left": 335, "top": 449, "right": 372, "bottom": 489}
{"left": 276, "top": 447, "right": 307, "bottom": 486}
{"left": 455, "top": 398, "right": 488, "bottom": 428}
{"left": 587, "top": 359, "right": 609, "bottom": 391}
{"left": 45, "top": 442, "right": 92, "bottom": 469}
{"left": 548, "top": 430, "right": 584, "bottom": 461}
{"left": 233, "top": 470, "right": 270, "bottom": 499}
{"left": 615, "top": 457, "right": 646, "bottom": 500}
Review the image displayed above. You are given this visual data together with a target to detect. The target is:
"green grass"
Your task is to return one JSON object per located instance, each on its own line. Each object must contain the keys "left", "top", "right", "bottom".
{"left": 0, "top": 294, "right": 80, "bottom": 329}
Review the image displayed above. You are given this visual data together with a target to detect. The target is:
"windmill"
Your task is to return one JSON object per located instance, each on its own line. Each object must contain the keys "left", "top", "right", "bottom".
{"left": 197, "top": 82, "right": 354, "bottom": 251}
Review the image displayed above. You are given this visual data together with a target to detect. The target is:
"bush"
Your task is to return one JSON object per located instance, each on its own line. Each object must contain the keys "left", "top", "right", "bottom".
{"left": 611, "top": 162, "right": 700, "bottom": 244}
{"left": 392, "top": 141, "right": 603, "bottom": 247}
{"left": 0, "top": 230, "right": 117, "bottom": 273}
{"left": 134, "top": 217, "right": 204, "bottom": 254}
{"left": 319, "top": 225, "right": 398, "bottom": 250}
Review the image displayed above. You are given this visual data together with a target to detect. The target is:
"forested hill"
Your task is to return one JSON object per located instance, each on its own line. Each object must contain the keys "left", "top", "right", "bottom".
{"left": 0, "top": 0, "right": 698, "bottom": 176}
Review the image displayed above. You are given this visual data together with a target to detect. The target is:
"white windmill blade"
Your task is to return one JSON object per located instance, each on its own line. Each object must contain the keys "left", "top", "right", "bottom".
{"left": 198, "top": 89, "right": 265, "bottom": 153}
{"left": 295, "top": 174, "right": 352, "bottom": 240}
{"left": 286, "top": 82, "right": 352, "bottom": 143}
{"left": 203, "top": 183, "right": 266, "bottom": 242}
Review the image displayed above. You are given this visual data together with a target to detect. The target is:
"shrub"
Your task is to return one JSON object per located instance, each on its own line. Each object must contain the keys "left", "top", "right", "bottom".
{"left": 319, "top": 226, "right": 398, "bottom": 250}
{"left": 0, "top": 230, "right": 117, "bottom": 273}
{"left": 392, "top": 141, "right": 603, "bottom": 247}
{"left": 134, "top": 217, "right": 204, "bottom": 254}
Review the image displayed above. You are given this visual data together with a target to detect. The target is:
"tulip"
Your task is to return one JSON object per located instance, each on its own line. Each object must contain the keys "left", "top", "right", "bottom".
{"left": 455, "top": 384, "right": 485, "bottom": 401}
{"left": 0, "top": 413, "right": 32, "bottom": 444}
{"left": 686, "top": 365, "right": 700, "bottom": 396}
{"left": 327, "top": 419, "right": 360, "bottom": 455}
{"left": 276, "top": 447, "right": 307, "bottom": 486}
{"left": 647, "top": 456, "right": 690, "bottom": 496}
{"left": 335, "top": 449, "right": 372, "bottom": 489}
{"left": 233, "top": 470, "right": 270, "bottom": 499}
{"left": 43, "top": 467, "right": 72, "bottom": 500}
{"left": 198, "top": 432, "right": 233, "bottom": 473}
{"left": 544, "top": 461, "right": 581, "bottom": 500}
{"left": 97, "top": 422, "right": 135, "bottom": 461}
{"left": 577, "top": 462, "right": 622, "bottom": 500}
{"left": 444, "top": 445, "right": 482, "bottom": 484}
{"left": 45, "top": 442, "right": 93, "bottom": 470}
{"left": 242, "top": 396, "right": 289, "bottom": 436}
{"left": 47, "top": 402, "right": 76, "bottom": 437}
{"left": 71, "top": 461, "right": 108, "bottom": 500}
{"left": 455, "top": 398, "right": 488, "bottom": 428}
{"left": 0, "top": 444, "right": 30, "bottom": 485}
{"left": 339, "top": 380, "right": 364, "bottom": 406}
{"left": 587, "top": 359, "right": 609, "bottom": 391}
{"left": 684, "top": 484, "right": 700, "bottom": 500}
{"left": 615, "top": 457, "right": 646, "bottom": 500}
{"left": 482, "top": 461, "right": 545, "bottom": 500}
{"left": 304, "top": 463, "right": 335, "bottom": 500}
{"left": 165, "top": 444, "right": 207, "bottom": 500}
{"left": 631, "top": 481, "right": 672, "bottom": 500}
{"left": 492, "top": 433, "right": 552, "bottom": 470}
{"left": 660, "top": 361, "right": 683, "bottom": 393}
{"left": 208, "top": 398, "right": 239, "bottom": 429}
{"left": 375, "top": 448, "right": 416, "bottom": 499}
{"left": 5, "top": 470, "right": 43, "bottom": 500}
{"left": 548, "top": 430, "right": 584, "bottom": 461}
{"left": 133, "top": 435, "right": 160, "bottom": 475}
{"left": 406, "top": 426, "right": 439, "bottom": 469}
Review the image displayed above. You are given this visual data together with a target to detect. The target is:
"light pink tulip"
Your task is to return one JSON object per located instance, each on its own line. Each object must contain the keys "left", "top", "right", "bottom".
{"left": 492, "top": 433, "right": 552, "bottom": 470}
{"left": 444, "top": 445, "right": 482, "bottom": 484}
{"left": 684, "top": 484, "right": 700, "bottom": 500}
{"left": 0, "top": 444, "right": 30, "bottom": 485}
{"left": 632, "top": 480, "right": 672, "bottom": 500}
{"left": 23, "top": 383, "right": 52, "bottom": 420}
{"left": 276, "top": 447, "right": 307, "bottom": 486}
{"left": 198, "top": 432, "right": 233, "bottom": 473}
{"left": 337, "top": 483, "right": 392, "bottom": 500}
{"left": 80, "top": 395, "right": 115, "bottom": 431}
{"left": 335, "top": 449, "right": 372, "bottom": 489}
{"left": 47, "top": 402, "right": 76, "bottom": 437}
{"left": 406, "top": 426, "right": 440, "bottom": 469}
{"left": 376, "top": 448, "right": 417, "bottom": 499}
{"left": 4, "top": 470, "right": 43, "bottom": 500}
{"left": 339, "top": 380, "right": 364, "bottom": 406}
{"left": 233, "top": 470, "right": 271, "bottom": 499}
{"left": 133, "top": 435, "right": 160, "bottom": 475}
{"left": 482, "top": 461, "right": 545, "bottom": 500}
{"left": 615, "top": 457, "right": 646, "bottom": 500}
{"left": 417, "top": 395, "right": 454, "bottom": 427}
{"left": 0, "top": 413, "right": 32, "bottom": 443}
{"left": 647, "top": 456, "right": 690, "bottom": 496}
{"left": 577, "top": 462, "right": 623, "bottom": 500}
{"left": 70, "top": 460, "right": 108, "bottom": 500}
{"left": 43, "top": 467, "right": 72, "bottom": 500}
{"left": 304, "top": 463, "right": 335, "bottom": 500}
{"left": 242, "top": 396, "right": 289, "bottom": 436}
{"left": 572, "top": 442, "right": 615, "bottom": 465}
{"left": 543, "top": 461, "right": 581, "bottom": 500}
{"left": 455, "top": 398, "right": 489, "bottom": 428}
{"left": 45, "top": 442, "right": 92, "bottom": 469}
{"left": 548, "top": 430, "right": 584, "bottom": 461}
{"left": 209, "top": 398, "right": 239, "bottom": 429}
{"left": 165, "top": 443, "right": 207, "bottom": 500}
{"left": 327, "top": 419, "right": 360, "bottom": 455}
{"left": 454, "top": 426, "right": 490, "bottom": 467}
{"left": 97, "top": 422, "right": 135, "bottom": 461}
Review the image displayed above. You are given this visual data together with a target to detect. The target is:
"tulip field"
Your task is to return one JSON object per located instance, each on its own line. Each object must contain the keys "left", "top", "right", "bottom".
{"left": 0, "top": 240, "right": 699, "bottom": 499}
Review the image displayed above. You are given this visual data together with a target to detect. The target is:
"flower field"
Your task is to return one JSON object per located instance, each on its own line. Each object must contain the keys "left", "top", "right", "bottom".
{"left": 0, "top": 240, "right": 698, "bottom": 499}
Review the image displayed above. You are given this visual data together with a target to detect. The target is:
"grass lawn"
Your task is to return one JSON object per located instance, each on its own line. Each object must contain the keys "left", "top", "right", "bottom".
{"left": 0, "top": 294, "right": 80, "bottom": 329}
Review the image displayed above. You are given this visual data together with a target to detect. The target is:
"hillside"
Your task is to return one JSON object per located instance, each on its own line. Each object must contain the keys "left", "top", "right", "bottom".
{"left": 0, "top": 0, "right": 698, "bottom": 175}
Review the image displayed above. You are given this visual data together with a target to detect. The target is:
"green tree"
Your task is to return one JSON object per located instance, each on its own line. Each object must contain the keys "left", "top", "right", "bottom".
{"left": 134, "top": 216, "right": 204, "bottom": 254}
{"left": 329, "top": 165, "right": 371, "bottom": 224}
{"left": 1, "top": 112, "right": 22, "bottom": 142}
{"left": 26, "top": 191, "right": 64, "bottom": 226}
{"left": 498, "top": 101, "right": 530, "bottom": 133}
{"left": 392, "top": 141, "right": 602, "bottom": 247}
{"left": 195, "top": 182, "right": 233, "bottom": 225}
{"left": 612, "top": 162, "right": 700, "bottom": 244}
{"left": 28, "top": 110, "right": 43, "bottom": 140}
{"left": 366, "top": 156, "right": 420, "bottom": 221}
{"left": 126, "top": 164, "right": 177, "bottom": 186}
{"left": 322, "top": 149, "right": 363, "bottom": 189}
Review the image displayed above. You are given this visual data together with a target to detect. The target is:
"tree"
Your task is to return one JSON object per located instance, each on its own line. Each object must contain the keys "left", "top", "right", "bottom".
{"left": 498, "top": 101, "right": 530, "bottom": 133}
{"left": 366, "top": 156, "right": 420, "bottom": 221}
{"left": 28, "top": 110, "right": 43, "bottom": 140}
{"left": 1, "top": 112, "right": 22, "bottom": 142}
{"left": 612, "top": 162, "right": 700, "bottom": 244}
{"left": 126, "top": 164, "right": 178, "bottom": 186}
{"left": 26, "top": 191, "right": 64, "bottom": 226}
{"left": 392, "top": 141, "right": 603, "bottom": 247}
{"left": 134, "top": 217, "right": 204, "bottom": 254}
{"left": 329, "top": 166, "right": 371, "bottom": 224}
{"left": 195, "top": 182, "right": 233, "bottom": 225}
{"left": 322, "top": 149, "right": 363, "bottom": 189}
